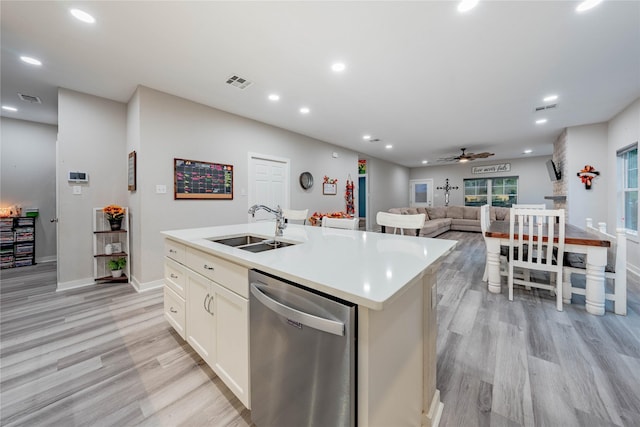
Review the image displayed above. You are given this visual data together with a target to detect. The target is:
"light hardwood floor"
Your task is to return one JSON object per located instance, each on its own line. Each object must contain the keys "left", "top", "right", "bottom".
{"left": 1, "top": 231, "right": 638, "bottom": 426}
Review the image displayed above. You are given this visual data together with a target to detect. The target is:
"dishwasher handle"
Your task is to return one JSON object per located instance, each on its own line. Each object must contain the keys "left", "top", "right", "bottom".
{"left": 250, "top": 282, "right": 345, "bottom": 336}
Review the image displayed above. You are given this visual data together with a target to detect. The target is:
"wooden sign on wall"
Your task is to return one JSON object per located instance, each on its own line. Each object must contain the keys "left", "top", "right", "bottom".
{"left": 471, "top": 163, "right": 511, "bottom": 174}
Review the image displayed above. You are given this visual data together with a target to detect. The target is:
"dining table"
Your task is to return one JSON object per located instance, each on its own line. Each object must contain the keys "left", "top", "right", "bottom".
{"left": 484, "top": 221, "right": 610, "bottom": 315}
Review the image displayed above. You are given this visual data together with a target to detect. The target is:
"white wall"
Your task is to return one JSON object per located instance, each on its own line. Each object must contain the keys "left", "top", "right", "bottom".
{"left": 0, "top": 117, "right": 57, "bottom": 262}
{"left": 607, "top": 97, "right": 639, "bottom": 277}
{"left": 57, "top": 89, "right": 128, "bottom": 288}
{"left": 565, "top": 123, "right": 609, "bottom": 227}
{"left": 410, "top": 156, "right": 553, "bottom": 207}
{"left": 366, "top": 156, "right": 410, "bottom": 222}
{"left": 133, "top": 86, "right": 407, "bottom": 285}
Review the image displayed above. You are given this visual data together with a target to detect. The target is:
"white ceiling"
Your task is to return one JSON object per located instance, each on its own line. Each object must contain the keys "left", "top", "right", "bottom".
{"left": 2, "top": 1, "right": 639, "bottom": 167}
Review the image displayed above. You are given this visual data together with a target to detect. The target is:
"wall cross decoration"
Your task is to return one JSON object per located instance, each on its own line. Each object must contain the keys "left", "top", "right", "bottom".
{"left": 436, "top": 178, "right": 459, "bottom": 206}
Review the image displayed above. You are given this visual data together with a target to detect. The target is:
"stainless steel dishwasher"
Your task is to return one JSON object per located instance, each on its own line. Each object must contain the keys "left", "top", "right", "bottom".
{"left": 249, "top": 269, "right": 356, "bottom": 427}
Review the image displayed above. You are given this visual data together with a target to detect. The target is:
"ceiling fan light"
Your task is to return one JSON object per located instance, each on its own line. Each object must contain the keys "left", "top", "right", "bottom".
{"left": 459, "top": 158, "right": 469, "bottom": 163}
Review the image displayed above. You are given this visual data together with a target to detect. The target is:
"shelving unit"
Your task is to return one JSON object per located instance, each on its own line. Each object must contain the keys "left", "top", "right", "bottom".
{"left": 0, "top": 217, "right": 36, "bottom": 269}
{"left": 93, "top": 207, "right": 130, "bottom": 283}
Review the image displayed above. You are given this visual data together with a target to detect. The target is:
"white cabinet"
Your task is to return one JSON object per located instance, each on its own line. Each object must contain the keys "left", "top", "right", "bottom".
{"left": 186, "top": 270, "right": 216, "bottom": 364}
{"left": 93, "top": 207, "right": 130, "bottom": 283}
{"left": 163, "top": 238, "right": 250, "bottom": 409}
{"left": 212, "top": 281, "right": 249, "bottom": 407}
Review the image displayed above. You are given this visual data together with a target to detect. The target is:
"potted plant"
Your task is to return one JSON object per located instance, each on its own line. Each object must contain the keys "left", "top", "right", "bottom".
{"left": 108, "top": 257, "right": 127, "bottom": 278}
{"left": 103, "top": 204, "right": 125, "bottom": 230}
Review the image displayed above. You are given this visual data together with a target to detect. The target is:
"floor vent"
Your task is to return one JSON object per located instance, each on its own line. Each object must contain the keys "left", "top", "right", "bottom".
{"left": 18, "top": 93, "right": 42, "bottom": 104}
{"left": 225, "top": 75, "right": 253, "bottom": 90}
{"left": 534, "top": 103, "right": 557, "bottom": 112}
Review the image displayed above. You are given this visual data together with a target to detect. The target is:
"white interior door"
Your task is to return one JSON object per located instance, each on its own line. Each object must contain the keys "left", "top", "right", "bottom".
{"left": 409, "top": 179, "right": 433, "bottom": 207}
{"left": 248, "top": 154, "right": 290, "bottom": 222}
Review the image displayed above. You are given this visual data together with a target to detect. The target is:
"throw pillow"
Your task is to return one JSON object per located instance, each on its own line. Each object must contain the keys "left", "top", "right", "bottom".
{"left": 427, "top": 206, "right": 446, "bottom": 219}
{"left": 463, "top": 206, "right": 478, "bottom": 220}
{"left": 446, "top": 206, "right": 464, "bottom": 219}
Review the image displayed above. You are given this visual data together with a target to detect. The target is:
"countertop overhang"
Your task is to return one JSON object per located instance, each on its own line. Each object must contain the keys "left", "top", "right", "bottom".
{"left": 162, "top": 222, "right": 457, "bottom": 310}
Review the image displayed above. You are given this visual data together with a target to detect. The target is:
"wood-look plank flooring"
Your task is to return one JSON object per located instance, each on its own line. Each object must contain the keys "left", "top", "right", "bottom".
{"left": 1, "top": 231, "right": 638, "bottom": 426}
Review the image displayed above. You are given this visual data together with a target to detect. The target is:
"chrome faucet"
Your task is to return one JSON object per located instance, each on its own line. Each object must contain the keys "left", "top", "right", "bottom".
{"left": 248, "top": 204, "right": 287, "bottom": 236}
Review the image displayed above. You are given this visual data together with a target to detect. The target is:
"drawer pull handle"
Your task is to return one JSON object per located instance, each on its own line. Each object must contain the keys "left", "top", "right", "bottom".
{"left": 170, "top": 273, "right": 178, "bottom": 279}
{"left": 169, "top": 249, "right": 177, "bottom": 253}
{"left": 203, "top": 264, "right": 215, "bottom": 271}
{"left": 170, "top": 307, "right": 177, "bottom": 313}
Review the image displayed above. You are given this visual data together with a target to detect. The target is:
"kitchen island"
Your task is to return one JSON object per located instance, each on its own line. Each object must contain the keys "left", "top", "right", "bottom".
{"left": 162, "top": 222, "right": 456, "bottom": 427}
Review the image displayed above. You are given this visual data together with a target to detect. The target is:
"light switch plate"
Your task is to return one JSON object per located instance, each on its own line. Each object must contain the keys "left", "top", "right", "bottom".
{"left": 156, "top": 185, "right": 167, "bottom": 194}
{"left": 73, "top": 186, "right": 82, "bottom": 195}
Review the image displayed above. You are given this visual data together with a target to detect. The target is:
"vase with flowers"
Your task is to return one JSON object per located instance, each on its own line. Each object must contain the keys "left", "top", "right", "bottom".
{"left": 103, "top": 204, "right": 125, "bottom": 230}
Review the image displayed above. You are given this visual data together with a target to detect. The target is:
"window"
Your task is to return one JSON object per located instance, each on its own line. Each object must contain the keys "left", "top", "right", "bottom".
{"left": 618, "top": 144, "right": 638, "bottom": 234}
{"left": 464, "top": 177, "right": 518, "bottom": 207}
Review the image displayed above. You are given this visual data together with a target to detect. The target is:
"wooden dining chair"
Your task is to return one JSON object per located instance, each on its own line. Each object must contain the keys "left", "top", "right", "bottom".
{"left": 376, "top": 211, "right": 425, "bottom": 236}
{"left": 321, "top": 217, "right": 359, "bottom": 230}
{"left": 563, "top": 219, "right": 627, "bottom": 315}
{"left": 508, "top": 208, "right": 566, "bottom": 311}
{"left": 282, "top": 208, "right": 309, "bottom": 225}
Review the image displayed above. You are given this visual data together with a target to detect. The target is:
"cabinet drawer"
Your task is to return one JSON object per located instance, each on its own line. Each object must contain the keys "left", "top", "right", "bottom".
{"left": 165, "top": 239, "right": 186, "bottom": 264}
{"left": 164, "top": 258, "right": 186, "bottom": 298}
{"left": 185, "top": 247, "right": 248, "bottom": 298}
{"left": 164, "top": 286, "right": 186, "bottom": 339}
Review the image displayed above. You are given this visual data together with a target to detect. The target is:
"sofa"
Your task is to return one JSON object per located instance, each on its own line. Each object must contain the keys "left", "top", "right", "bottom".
{"left": 387, "top": 205, "right": 511, "bottom": 237}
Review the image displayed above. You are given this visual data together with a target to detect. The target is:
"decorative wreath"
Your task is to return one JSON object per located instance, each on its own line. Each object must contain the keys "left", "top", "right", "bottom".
{"left": 577, "top": 165, "right": 599, "bottom": 189}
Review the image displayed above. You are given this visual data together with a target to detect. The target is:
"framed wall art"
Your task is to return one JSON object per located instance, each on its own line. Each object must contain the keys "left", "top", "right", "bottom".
{"left": 128, "top": 151, "right": 136, "bottom": 191}
{"left": 174, "top": 158, "right": 234, "bottom": 199}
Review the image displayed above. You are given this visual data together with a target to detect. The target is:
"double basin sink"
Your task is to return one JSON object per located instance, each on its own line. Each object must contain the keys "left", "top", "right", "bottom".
{"left": 210, "top": 234, "right": 296, "bottom": 253}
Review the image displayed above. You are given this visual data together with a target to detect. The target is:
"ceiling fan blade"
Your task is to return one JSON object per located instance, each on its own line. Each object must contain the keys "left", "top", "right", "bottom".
{"left": 468, "top": 152, "right": 495, "bottom": 159}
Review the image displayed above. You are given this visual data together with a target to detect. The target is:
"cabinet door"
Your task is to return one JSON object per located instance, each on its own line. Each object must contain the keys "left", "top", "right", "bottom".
{"left": 213, "top": 282, "right": 250, "bottom": 408}
{"left": 186, "top": 272, "right": 216, "bottom": 364}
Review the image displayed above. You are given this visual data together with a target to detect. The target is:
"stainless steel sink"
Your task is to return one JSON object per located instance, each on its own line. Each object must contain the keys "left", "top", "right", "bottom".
{"left": 210, "top": 234, "right": 297, "bottom": 252}
{"left": 212, "top": 235, "right": 265, "bottom": 247}
{"left": 239, "top": 240, "right": 296, "bottom": 253}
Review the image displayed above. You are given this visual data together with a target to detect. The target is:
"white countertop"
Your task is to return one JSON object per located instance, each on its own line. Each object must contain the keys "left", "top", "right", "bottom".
{"left": 162, "top": 222, "right": 457, "bottom": 310}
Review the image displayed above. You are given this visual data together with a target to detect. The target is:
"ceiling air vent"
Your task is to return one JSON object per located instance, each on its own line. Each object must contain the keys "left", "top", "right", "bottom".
{"left": 18, "top": 93, "right": 42, "bottom": 104}
{"left": 534, "top": 103, "right": 557, "bottom": 112}
{"left": 225, "top": 75, "right": 253, "bottom": 90}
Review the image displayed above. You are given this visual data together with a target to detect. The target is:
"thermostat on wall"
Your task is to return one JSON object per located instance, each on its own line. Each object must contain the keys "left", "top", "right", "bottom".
{"left": 68, "top": 171, "right": 89, "bottom": 183}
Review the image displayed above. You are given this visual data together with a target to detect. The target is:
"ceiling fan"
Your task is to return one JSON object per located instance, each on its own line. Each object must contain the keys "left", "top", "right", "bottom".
{"left": 438, "top": 148, "right": 495, "bottom": 163}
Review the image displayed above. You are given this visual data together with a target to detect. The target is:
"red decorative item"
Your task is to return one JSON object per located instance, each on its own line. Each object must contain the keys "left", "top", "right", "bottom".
{"left": 345, "top": 176, "right": 354, "bottom": 215}
{"left": 577, "top": 164, "right": 600, "bottom": 189}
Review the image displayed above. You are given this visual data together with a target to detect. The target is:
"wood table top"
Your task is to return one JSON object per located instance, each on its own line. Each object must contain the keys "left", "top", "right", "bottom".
{"left": 485, "top": 221, "right": 610, "bottom": 248}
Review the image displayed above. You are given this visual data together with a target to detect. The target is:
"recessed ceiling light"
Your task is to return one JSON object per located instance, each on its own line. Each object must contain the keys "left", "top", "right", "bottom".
{"left": 2, "top": 106, "right": 18, "bottom": 112}
{"left": 385, "top": 144, "right": 393, "bottom": 149}
{"left": 576, "top": 0, "right": 603, "bottom": 13}
{"left": 543, "top": 94, "right": 558, "bottom": 102}
{"left": 20, "top": 56, "right": 42, "bottom": 66}
{"left": 536, "top": 119, "right": 548, "bottom": 124}
{"left": 268, "top": 94, "right": 280, "bottom": 101}
{"left": 457, "top": 0, "right": 479, "bottom": 13}
{"left": 524, "top": 149, "right": 533, "bottom": 154}
{"left": 363, "top": 135, "right": 371, "bottom": 140}
{"left": 299, "top": 107, "right": 310, "bottom": 114}
{"left": 70, "top": 8, "right": 96, "bottom": 23}
{"left": 422, "top": 160, "right": 428, "bottom": 164}
{"left": 331, "top": 62, "right": 346, "bottom": 72}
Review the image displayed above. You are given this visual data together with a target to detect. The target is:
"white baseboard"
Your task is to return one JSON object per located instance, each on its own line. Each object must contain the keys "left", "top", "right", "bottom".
{"left": 131, "top": 277, "right": 163, "bottom": 293}
{"left": 56, "top": 277, "right": 96, "bottom": 292}
{"left": 36, "top": 256, "right": 57, "bottom": 264}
